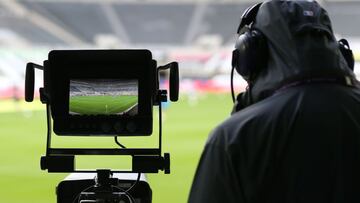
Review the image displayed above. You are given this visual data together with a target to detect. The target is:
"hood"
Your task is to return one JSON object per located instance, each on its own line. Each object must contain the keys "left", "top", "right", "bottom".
{"left": 249, "top": 0, "right": 356, "bottom": 102}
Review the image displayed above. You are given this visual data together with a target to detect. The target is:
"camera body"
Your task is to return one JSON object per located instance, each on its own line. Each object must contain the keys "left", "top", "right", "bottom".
{"left": 57, "top": 172, "right": 152, "bottom": 203}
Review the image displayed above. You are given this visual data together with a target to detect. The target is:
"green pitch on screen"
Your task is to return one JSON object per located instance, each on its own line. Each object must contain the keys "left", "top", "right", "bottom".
{"left": 69, "top": 95, "right": 137, "bottom": 115}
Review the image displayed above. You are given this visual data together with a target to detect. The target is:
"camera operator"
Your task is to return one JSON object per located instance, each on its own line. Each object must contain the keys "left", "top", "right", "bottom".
{"left": 189, "top": 1, "right": 360, "bottom": 202}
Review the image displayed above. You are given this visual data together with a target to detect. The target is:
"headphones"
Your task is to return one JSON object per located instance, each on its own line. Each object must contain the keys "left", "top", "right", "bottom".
{"left": 231, "top": 2, "right": 355, "bottom": 81}
{"left": 232, "top": 3, "right": 266, "bottom": 81}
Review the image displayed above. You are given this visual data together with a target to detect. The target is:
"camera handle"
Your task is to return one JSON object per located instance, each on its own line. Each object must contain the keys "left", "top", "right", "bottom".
{"left": 25, "top": 62, "right": 43, "bottom": 102}
{"left": 156, "top": 61, "right": 179, "bottom": 103}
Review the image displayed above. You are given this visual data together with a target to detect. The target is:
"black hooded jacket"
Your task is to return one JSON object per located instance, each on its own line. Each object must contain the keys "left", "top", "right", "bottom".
{"left": 189, "top": 1, "right": 360, "bottom": 202}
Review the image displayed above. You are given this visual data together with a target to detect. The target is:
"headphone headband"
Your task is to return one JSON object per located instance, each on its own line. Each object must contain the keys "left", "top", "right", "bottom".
{"left": 237, "top": 3, "right": 262, "bottom": 34}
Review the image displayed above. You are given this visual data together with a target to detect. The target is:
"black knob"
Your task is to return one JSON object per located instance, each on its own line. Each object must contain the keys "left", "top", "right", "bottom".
{"left": 40, "top": 156, "right": 47, "bottom": 170}
{"left": 114, "top": 122, "right": 124, "bottom": 133}
{"left": 101, "top": 122, "right": 111, "bottom": 133}
{"left": 126, "top": 122, "right": 137, "bottom": 133}
{"left": 164, "top": 153, "right": 170, "bottom": 174}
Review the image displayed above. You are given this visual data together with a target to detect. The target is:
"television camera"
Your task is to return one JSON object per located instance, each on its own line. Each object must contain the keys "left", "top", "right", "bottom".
{"left": 25, "top": 49, "right": 179, "bottom": 203}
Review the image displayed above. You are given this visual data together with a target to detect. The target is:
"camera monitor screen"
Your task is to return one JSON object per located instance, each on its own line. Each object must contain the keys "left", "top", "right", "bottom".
{"left": 69, "top": 79, "right": 138, "bottom": 116}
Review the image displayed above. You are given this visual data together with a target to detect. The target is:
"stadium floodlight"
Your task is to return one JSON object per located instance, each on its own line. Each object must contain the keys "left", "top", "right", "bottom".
{"left": 25, "top": 49, "right": 179, "bottom": 203}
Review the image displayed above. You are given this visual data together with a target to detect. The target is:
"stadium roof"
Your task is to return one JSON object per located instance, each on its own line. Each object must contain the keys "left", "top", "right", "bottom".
{"left": 0, "top": 0, "right": 359, "bottom": 47}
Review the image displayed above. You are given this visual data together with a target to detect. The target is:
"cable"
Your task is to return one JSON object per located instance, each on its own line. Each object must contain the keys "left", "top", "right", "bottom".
{"left": 114, "top": 136, "right": 126, "bottom": 148}
{"left": 231, "top": 65, "right": 236, "bottom": 103}
{"left": 111, "top": 185, "right": 136, "bottom": 203}
{"left": 158, "top": 97, "right": 162, "bottom": 155}
{"left": 71, "top": 185, "right": 94, "bottom": 203}
{"left": 125, "top": 173, "right": 141, "bottom": 193}
{"left": 45, "top": 104, "right": 52, "bottom": 156}
{"left": 112, "top": 173, "right": 141, "bottom": 203}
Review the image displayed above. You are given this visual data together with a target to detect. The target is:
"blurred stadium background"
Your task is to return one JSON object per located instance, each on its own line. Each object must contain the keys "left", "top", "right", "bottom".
{"left": 0, "top": 0, "right": 359, "bottom": 99}
{"left": 0, "top": 0, "right": 359, "bottom": 202}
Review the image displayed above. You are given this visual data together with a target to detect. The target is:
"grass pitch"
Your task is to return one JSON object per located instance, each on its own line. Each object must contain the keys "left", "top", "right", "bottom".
{"left": 0, "top": 93, "right": 232, "bottom": 203}
{"left": 70, "top": 95, "right": 137, "bottom": 115}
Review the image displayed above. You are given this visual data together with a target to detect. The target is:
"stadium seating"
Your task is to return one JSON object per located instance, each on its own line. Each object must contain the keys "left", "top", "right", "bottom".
{"left": 11, "top": 1, "right": 360, "bottom": 46}
{"left": 0, "top": 1, "right": 359, "bottom": 99}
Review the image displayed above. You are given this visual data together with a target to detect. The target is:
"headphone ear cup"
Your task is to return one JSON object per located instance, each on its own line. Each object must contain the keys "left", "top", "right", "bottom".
{"left": 232, "top": 30, "right": 267, "bottom": 80}
{"left": 233, "top": 32, "right": 252, "bottom": 79}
